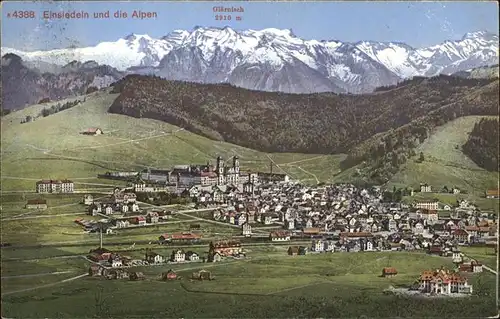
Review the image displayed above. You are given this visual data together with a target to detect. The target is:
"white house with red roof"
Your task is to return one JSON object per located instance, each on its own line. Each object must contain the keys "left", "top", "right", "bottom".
{"left": 135, "top": 216, "right": 146, "bottom": 226}
{"left": 419, "top": 268, "right": 473, "bottom": 294}
{"left": 82, "top": 128, "right": 103, "bottom": 135}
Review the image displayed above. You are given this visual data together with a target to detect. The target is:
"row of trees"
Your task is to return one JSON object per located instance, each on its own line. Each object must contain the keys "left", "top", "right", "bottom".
{"left": 382, "top": 186, "right": 414, "bottom": 202}
{"left": 39, "top": 99, "right": 83, "bottom": 118}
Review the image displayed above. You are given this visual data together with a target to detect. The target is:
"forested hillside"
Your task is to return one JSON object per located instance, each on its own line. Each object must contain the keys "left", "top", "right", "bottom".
{"left": 462, "top": 118, "right": 499, "bottom": 171}
{"left": 108, "top": 74, "right": 499, "bottom": 184}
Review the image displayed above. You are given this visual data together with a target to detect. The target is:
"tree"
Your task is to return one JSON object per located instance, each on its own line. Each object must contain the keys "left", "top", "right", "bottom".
{"left": 418, "top": 152, "right": 425, "bottom": 162}
{"left": 394, "top": 189, "right": 403, "bottom": 202}
{"left": 41, "top": 108, "right": 51, "bottom": 117}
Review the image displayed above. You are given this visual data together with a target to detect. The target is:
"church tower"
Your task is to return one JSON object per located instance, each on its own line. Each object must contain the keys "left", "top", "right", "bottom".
{"left": 232, "top": 156, "right": 240, "bottom": 185}
{"left": 216, "top": 156, "right": 225, "bottom": 185}
{"left": 233, "top": 156, "right": 240, "bottom": 174}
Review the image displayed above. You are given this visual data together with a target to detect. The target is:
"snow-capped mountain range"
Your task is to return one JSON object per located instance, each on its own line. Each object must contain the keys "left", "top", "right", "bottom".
{"left": 2, "top": 27, "right": 498, "bottom": 94}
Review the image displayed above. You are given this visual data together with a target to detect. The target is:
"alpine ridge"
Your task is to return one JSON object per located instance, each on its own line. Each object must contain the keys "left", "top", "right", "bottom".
{"left": 2, "top": 27, "right": 498, "bottom": 94}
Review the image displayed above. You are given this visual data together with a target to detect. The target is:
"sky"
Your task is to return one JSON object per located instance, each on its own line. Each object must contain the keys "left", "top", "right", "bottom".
{"left": 1, "top": 1, "right": 498, "bottom": 51}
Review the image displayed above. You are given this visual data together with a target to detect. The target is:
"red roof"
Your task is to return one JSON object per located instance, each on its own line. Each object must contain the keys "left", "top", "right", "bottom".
{"left": 86, "top": 128, "right": 101, "bottom": 133}
{"left": 211, "top": 240, "right": 241, "bottom": 248}
{"left": 200, "top": 172, "right": 217, "bottom": 178}
{"left": 172, "top": 233, "right": 201, "bottom": 240}
{"left": 162, "top": 232, "right": 201, "bottom": 240}
{"left": 459, "top": 264, "right": 472, "bottom": 271}
{"left": 465, "top": 226, "right": 479, "bottom": 231}
{"left": 452, "top": 229, "right": 468, "bottom": 236}
{"left": 270, "top": 231, "right": 290, "bottom": 238}
{"left": 383, "top": 267, "right": 398, "bottom": 274}
{"left": 303, "top": 227, "right": 320, "bottom": 234}
{"left": 100, "top": 253, "right": 111, "bottom": 260}
{"left": 420, "top": 269, "right": 467, "bottom": 284}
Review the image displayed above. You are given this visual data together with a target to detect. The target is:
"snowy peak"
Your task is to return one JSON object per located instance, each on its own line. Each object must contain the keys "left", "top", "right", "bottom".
{"left": 161, "top": 30, "right": 190, "bottom": 42}
{"left": 123, "top": 33, "right": 152, "bottom": 41}
{"left": 2, "top": 28, "right": 498, "bottom": 94}
{"left": 462, "top": 30, "right": 498, "bottom": 41}
{"left": 252, "top": 28, "right": 297, "bottom": 38}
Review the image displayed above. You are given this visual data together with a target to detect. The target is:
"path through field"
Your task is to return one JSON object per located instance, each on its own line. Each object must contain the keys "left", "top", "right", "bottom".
{"left": 0, "top": 273, "right": 89, "bottom": 297}
{"left": 266, "top": 281, "right": 326, "bottom": 295}
{"left": 294, "top": 166, "right": 320, "bottom": 184}
{"left": 1, "top": 271, "right": 75, "bottom": 279}
{"left": 64, "top": 129, "right": 184, "bottom": 151}
{"left": 266, "top": 154, "right": 295, "bottom": 179}
{"left": 282, "top": 155, "right": 326, "bottom": 165}
{"left": 1, "top": 212, "right": 87, "bottom": 221}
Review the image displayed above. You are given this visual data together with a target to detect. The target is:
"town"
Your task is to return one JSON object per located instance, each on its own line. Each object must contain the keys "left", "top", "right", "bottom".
{"left": 23, "top": 155, "right": 498, "bottom": 299}
{"left": 2, "top": 2, "right": 499, "bottom": 317}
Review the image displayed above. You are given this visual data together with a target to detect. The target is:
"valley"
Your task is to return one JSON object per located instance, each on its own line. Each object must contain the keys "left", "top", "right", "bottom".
{"left": 1, "top": 6, "right": 499, "bottom": 317}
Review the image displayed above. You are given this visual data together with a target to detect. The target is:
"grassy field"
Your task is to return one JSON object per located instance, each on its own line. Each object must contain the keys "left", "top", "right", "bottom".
{"left": 1, "top": 90, "right": 346, "bottom": 191}
{"left": 0, "top": 193, "right": 103, "bottom": 218}
{"left": 1, "top": 212, "right": 242, "bottom": 246}
{"left": 389, "top": 116, "right": 499, "bottom": 196}
{"left": 1, "top": 251, "right": 497, "bottom": 318}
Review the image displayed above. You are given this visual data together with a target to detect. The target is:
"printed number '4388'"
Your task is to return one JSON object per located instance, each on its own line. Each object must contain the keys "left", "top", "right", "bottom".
{"left": 11, "top": 11, "right": 36, "bottom": 18}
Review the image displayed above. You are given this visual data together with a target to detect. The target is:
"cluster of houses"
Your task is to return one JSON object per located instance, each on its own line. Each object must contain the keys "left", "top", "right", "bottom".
{"left": 88, "top": 251, "right": 213, "bottom": 282}
{"left": 87, "top": 247, "right": 202, "bottom": 270}
{"left": 419, "top": 183, "right": 499, "bottom": 200}
{"left": 83, "top": 191, "right": 177, "bottom": 230}
{"left": 208, "top": 240, "right": 245, "bottom": 262}
{"left": 281, "top": 231, "right": 478, "bottom": 256}
{"left": 287, "top": 231, "right": 486, "bottom": 276}
{"left": 87, "top": 239, "right": 245, "bottom": 274}
{"left": 200, "top": 183, "right": 497, "bottom": 247}
{"left": 159, "top": 232, "right": 202, "bottom": 244}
